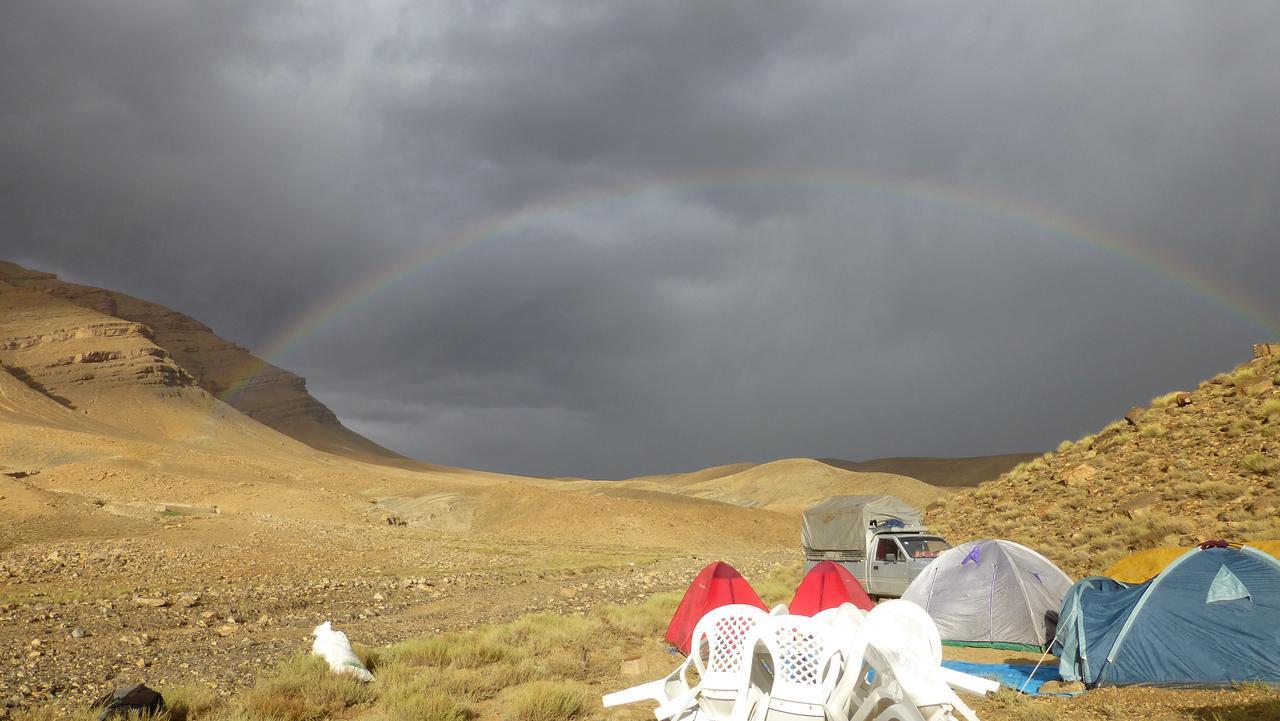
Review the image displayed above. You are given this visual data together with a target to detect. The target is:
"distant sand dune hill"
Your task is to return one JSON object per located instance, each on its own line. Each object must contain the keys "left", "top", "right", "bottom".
{"left": 818, "top": 454, "right": 1039, "bottom": 488}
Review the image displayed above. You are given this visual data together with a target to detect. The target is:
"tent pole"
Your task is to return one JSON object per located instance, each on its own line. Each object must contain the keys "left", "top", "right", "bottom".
{"left": 1018, "top": 648, "right": 1052, "bottom": 696}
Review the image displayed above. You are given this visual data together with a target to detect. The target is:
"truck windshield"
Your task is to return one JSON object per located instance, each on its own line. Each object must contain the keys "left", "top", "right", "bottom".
{"left": 901, "top": 537, "right": 950, "bottom": 559}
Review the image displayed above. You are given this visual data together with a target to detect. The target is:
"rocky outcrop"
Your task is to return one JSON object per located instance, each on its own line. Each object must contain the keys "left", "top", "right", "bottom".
{"left": 0, "top": 260, "right": 399, "bottom": 459}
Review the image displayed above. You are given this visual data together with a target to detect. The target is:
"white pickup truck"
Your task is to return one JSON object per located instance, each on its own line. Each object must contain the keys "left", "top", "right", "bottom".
{"left": 802, "top": 494, "right": 951, "bottom": 599}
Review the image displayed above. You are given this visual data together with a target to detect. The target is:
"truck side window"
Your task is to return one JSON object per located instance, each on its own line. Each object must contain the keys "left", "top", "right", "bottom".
{"left": 875, "top": 539, "right": 898, "bottom": 563}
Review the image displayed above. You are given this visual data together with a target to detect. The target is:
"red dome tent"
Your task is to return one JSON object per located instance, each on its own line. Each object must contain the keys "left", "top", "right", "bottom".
{"left": 664, "top": 561, "right": 767, "bottom": 654}
{"left": 789, "top": 560, "right": 874, "bottom": 616}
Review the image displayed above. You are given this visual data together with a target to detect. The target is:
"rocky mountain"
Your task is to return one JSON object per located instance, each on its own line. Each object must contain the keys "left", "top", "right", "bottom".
{"left": 0, "top": 260, "right": 398, "bottom": 459}
{"left": 928, "top": 344, "right": 1280, "bottom": 578}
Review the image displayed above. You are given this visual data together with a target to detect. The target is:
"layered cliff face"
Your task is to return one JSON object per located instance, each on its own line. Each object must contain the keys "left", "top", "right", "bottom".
{"left": 0, "top": 260, "right": 399, "bottom": 460}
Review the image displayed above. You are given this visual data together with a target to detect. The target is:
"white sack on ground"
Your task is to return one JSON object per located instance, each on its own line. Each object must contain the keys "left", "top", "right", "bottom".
{"left": 311, "top": 621, "right": 374, "bottom": 682}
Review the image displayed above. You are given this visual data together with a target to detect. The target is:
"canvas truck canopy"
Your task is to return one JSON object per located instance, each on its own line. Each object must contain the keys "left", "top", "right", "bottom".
{"left": 801, "top": 495, "right": 923, "bottom": 553}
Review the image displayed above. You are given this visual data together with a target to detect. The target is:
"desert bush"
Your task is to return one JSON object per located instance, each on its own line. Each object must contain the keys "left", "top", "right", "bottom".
{"left": 487, "top": 613, "right": 603, "bottom": 656}
{"left": 1056, "top": 439, "right": 1074, "bottom": 454}
{"left": 1232, "top": 367, "right": 1258, "bottom": 385}
{"left": 384, "top": 634, "right": 512, "bottom": 669}
{"left": 236, "top": 655, "right": 375, "bottom": 721}
{"left": 596, "top": 590, "right": 680, "bottom": 637}
{"left": 1151, "top": 391, "right": 1183, "bottom": 408}
{"left": 374, "top": 665, "right": 476, "bottom": 721}
{"left": 1228, "top": 418, "right": 1257, "bottom": 437}
{"left": 10, "top": 708, "right": 97, "bottom": 721}
{"left": 1105, "top": 512, "right": 1194, "bottom": 550}
{"left": 1259, "top": 399, "right": 1280, "bottom": 418}
{"left": 1190, "top": 480, "right": 1246, "bottom": 500}
{"left": 1241, "top": 453, "right": 1279, "bottom": 475}
{"left": 743, "top": 563, "right": 802, "bottom": 607}
{"left": 1140, "top": 423, "right": 1168, "bottom": 438}
{"left": 501, "top": 682, "right": 589, "bottom": 721}
{"left": 163, "top": 684, "right": 221, "bottom": 721}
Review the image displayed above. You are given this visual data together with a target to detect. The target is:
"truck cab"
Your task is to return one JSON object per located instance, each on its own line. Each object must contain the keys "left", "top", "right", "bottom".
{"left": 868, "top": 533, "right": 950, "bottom": 598}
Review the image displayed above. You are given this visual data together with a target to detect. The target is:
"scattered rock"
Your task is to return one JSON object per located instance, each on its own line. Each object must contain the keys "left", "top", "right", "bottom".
{"left": 132, "top": 596, "right": 169, "bottom": 608}
{"left": 70, "top": 628, "right": 85, "bottom": 639}
{"left": 175, "top": 592, "right": 201, "bottom": 608}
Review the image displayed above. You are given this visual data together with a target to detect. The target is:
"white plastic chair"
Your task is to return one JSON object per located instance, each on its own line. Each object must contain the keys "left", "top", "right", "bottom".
{"left": 654, "top": 604, "right": 769, "bottom": 720}
{"left": 844, "top": 601, "right": 979, "bottom": 721}
{"left": 603, "top": 604, "right": 766, "bottom": 721}
{"left": 730, "top": 614, "right": 846, "bottom": 721}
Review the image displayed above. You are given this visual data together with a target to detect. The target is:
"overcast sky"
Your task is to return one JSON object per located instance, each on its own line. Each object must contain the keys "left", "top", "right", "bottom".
{"left": 3, "top": 1, "right": 1279, "bottom": 478}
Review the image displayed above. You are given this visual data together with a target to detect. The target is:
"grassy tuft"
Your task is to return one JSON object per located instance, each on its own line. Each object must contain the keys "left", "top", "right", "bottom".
{"left": 236, "top": 655, "right": 374, "bottom": 721}
{"left": 163, "top": 684, "right": 221, "bottom": 721}
{"left": 1241, "top": 453, "right": 1279, "bottom": 475}
{"left": 1260, "top": 398, "right": 1280, "bottom": 418}
{"left": 384, "top": 635, "right": 512, "bottom": 669}
{"left": 597, "top": 590, "right": 681, "bottom": 637}
{"left": 501, "top": 682, "right": 590, "bottom": 721}
{"left": 1140, "top": 423, "right": 1168, "bottom": 438}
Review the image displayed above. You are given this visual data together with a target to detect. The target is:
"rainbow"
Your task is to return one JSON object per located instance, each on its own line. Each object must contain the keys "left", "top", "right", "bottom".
{"left": 219, "top": 169, "right": 1280, "bottom": 402}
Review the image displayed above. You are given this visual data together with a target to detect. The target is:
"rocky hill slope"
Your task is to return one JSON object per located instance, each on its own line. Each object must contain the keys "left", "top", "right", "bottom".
{"left": 929, "top": 344, "right": 1280, "bottom": 578}
{"left": 0, "top": 260, "right": 397, "bottom": 459}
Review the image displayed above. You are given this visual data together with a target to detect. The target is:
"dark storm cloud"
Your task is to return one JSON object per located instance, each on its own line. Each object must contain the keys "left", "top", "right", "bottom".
{"left": 2, "top": 1, "right": 1278, "bottom": 477}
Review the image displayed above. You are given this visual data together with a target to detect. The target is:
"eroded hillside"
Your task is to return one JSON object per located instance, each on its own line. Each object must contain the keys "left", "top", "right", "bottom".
{"left": 929, "top": 345, "right": 1280, "bottom": 578}
{"left": 0, "top": 260, "right": 396, "bottom": 459}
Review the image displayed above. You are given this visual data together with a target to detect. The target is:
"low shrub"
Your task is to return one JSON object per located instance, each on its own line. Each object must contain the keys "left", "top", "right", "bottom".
{"left": 1241, "top": 453, "right": 1278, "bottom": 475}
{"left": 236, "top": 655, "right": 375, "bottom": 721}
{"left": 1259, "top": 398, "right": 1280, "bottom": 418}
{"left": 501, "top": 681, "right": 590, "bottom": 721}
{"left": 1140, "top": 423, "right": 1168, "bottom": 438}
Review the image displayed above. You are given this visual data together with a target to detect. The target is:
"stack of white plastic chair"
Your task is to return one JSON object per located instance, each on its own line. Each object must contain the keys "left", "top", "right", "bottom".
{"left": 603, "top": 603, "right": 767, "bottom": 720}
{"left": 837, "top": 601, "right": 981, "bottom": 721}
{"left": 730, "top": 613, "right": 846, "bottom": 721}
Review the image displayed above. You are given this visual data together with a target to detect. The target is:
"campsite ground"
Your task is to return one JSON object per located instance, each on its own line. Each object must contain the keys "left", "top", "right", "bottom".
{"left": 5, "top": 511, "right": 1280, "bottom": 721}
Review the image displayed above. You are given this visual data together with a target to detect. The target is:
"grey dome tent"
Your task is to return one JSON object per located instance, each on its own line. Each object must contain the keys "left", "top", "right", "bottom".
{"left": 901, "top": 539, "right": 1073, "bottom": 651}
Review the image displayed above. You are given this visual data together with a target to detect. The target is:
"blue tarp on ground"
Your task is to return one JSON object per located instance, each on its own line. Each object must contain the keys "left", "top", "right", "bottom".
{"left": 940, "top": 660, "right": 1076, "bottom": 697}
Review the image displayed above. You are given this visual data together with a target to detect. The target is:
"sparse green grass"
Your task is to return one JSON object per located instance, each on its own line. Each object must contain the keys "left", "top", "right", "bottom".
{"left": 165, "top": 684, "right": 222, "bottom": 721}
{"left": 1189, "top": 480, "right": 1246, "bottom": 500}
{"left": 1152, "top": 391, "right": 1183, "bottom": 408}
{"left": 1232, "top": 367, "right": 1259, "bottom": 385}
{"left": 501, "top": 682, "right": 590, "bottom": 721}
{"left": 236, "top": 655, "right": 376, "bottom": 721}
{"left": 1241, "top": 453, "right": 1279, "bottom": 475}
{"left": 1259, "top": 399, "right": 1280, "bottom": 418}
{"left": 384, "top": 635, "right": 513, "bottom": 669}
{"left": 1140, "top": 423, "right": 1169, "bottom": 438}
{"left": 596, "top": 590, "right": 681, "bottom": 637}
{"left": 1056, "top": 439, "right": 1074, "bottom": 453}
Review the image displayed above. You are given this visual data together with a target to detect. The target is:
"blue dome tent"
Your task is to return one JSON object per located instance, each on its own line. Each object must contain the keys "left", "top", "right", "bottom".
{"left": 1054, "top": 544, "right": 1280, "bottom": 687}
